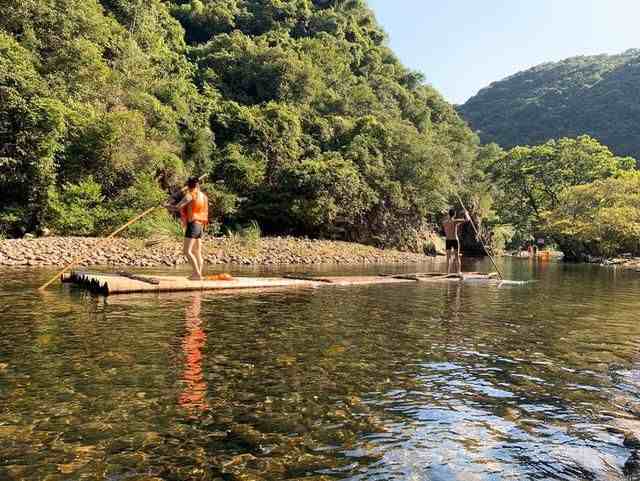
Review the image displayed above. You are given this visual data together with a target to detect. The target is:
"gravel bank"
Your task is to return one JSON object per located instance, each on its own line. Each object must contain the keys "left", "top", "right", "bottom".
{"left": 0, "top": 236, "right": 435, "bottom": 268}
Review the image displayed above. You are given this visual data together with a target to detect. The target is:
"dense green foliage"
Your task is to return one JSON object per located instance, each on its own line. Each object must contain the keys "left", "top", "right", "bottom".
{"left": 0, "top": 0, "right": 197, "bottom": 237}
{"left": 0, "top": 0, "right": 486, "bottom": 248}
{"left": 487, "top": 135, "right": 637, "bottom": 255}
{"left": 459, "top": 49, "right": 640, "bottom": 160}
{"left": 543, "top": 172, "right": 640, "bottom": 259}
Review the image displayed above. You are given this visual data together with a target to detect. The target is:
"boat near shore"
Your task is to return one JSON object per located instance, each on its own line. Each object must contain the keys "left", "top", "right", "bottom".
{"left": 62, "top": 270, "right": 501, "bottom": 295}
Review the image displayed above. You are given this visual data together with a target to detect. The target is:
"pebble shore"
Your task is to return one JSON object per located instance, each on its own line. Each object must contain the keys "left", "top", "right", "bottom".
{"left": 0, "top": 236, "right": 435, "bottom": 268}
{"left": 595, "top": 257, "right": 640, "bottom": 271}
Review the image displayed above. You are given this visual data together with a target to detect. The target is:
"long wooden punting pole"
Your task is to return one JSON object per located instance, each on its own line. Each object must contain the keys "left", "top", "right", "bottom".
{"left": 455, "top": 192, "right": 504, "bottom": 281}
{"left": 38, "top": 206, "right": 159, "bottom": 291}
{"left": 38, "top": 174, "right": 209, "bottom": 291}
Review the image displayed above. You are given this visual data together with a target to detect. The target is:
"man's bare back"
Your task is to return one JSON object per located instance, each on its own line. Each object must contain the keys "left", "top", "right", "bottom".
{"left": 443, "top": 209, "right": 470, "bottom": 275}
{"left": 443, "top": 219, "right": 461, "bottom": 240}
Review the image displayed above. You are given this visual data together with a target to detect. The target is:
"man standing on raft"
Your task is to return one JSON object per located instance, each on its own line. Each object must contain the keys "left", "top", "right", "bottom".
{"left": 443, "top": 208, "right": 470, "bottom": 275}
{"left": 167, "top": 177, "right": 209, "bottom": 280}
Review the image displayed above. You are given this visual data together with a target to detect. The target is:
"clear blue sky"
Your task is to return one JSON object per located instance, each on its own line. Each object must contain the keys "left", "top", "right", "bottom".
{"left": 367, "top": 0, "right": 640, "bottom": 104}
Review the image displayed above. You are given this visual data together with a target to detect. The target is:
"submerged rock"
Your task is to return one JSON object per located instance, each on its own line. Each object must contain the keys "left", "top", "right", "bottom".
{"left": 228, "top": 424, "right": 266, "bottom": 450}
{"left": 625, "top": 451, "right": 640, "bottom": 480}
{"left": 625, "top": 432, "right": 640, "bottom": 449}
{"left": 125, "top": 477, "right": 166, "bottom": 481}
{"left": 504, "top": 407, "right": 522, "bottom": 421}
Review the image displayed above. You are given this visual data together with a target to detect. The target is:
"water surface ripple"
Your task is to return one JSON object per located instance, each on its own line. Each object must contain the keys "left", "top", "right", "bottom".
{"left": 1, "top": 260, "right": 639, "bottom": 480}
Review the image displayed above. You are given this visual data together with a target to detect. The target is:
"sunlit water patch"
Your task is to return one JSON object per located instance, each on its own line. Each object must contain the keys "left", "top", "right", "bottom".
{"left": 1, "top": 259, "right": 639, "bottom": 480}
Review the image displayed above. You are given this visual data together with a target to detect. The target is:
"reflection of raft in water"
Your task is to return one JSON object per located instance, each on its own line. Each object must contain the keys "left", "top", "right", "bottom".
{"left": 62, "top": 271, "right": 500, "bottom": 295}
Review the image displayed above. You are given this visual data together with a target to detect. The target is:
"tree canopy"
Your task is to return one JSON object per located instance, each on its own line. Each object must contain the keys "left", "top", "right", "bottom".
{"left": 486, "top": 135, "right": 637, "bottom": 254}
{"left": 543, "top": 171, "right": 640, "bottom": 259}
{"left": 0, "top": 0, "right": 487, "bottom": 248}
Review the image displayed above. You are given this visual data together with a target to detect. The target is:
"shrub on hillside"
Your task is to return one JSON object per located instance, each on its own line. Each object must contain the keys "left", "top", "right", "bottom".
{"left": 47, "top": 177, "right": 108, "bottom": 236}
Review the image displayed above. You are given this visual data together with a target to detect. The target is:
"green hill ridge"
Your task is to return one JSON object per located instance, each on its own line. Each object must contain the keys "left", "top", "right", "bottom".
{"left": 459, "top": 49, "right": 640, "bottom": 159}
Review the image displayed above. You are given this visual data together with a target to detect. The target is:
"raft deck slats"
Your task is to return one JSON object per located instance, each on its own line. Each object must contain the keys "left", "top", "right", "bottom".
{"left": 409, "top": 272, "right": 500, "bottom": 283}
{"left": 62, "top": 271, "right": 501, "bottom": 295}
{"left": 308, "top": 276, "right": 417, "bottom": 286}
{"left": 63, "top": 271, "right": 322, "bottom": 295}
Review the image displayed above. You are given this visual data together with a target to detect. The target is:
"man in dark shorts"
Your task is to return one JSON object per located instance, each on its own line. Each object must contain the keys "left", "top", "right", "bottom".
{"left": 443, "top": 208, "right": 470, "bottom": 275}
{"left": 167, "top": 177, "right": 209, "bottom": 280}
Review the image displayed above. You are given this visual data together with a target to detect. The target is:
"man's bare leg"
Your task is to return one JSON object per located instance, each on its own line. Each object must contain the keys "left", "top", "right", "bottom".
{"left": 184, "top": 238, "right": 201, "bottom": 280}
{"left": 446, "top": 249, "right": 452, "bottom": 274}
{"left": 456, "top": 248, "right": 462, "bottom": 275}
{"left": 194, "top": 238, "right": 204, "bottom": 277}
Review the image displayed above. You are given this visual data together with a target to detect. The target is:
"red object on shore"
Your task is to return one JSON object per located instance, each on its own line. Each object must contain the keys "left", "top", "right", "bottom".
{"left": 205, "top": 273, "right": 234, "bottom": 281}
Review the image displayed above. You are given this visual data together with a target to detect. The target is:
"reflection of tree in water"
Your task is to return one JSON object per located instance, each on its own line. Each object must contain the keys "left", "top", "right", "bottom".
{"left": 179, "top": 293, "right": 208, "bottom": 413}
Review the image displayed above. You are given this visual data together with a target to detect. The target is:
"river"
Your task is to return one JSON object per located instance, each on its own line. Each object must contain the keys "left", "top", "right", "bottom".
{"left": 1, "top": 259, "right": 639, "bottom": 480}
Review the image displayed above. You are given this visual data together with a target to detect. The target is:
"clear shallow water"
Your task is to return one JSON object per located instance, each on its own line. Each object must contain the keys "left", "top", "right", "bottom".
{"left": 1, "top": 259, "right": 640, "bottom": 480}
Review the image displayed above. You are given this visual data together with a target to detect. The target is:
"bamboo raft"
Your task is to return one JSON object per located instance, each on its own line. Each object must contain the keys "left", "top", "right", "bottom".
{"left": 61, "top": 271, "right": 500, "bottom": 295}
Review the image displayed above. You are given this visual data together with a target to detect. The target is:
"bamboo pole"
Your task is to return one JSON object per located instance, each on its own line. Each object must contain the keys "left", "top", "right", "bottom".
{"left": 454, "top": 192, "right": 504, "bottom": 280}
{"left": 38, "top": 206, "right": 160, "bottom": 291}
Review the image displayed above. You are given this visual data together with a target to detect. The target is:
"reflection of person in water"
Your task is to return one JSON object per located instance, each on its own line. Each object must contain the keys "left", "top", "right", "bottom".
{"left": 444, "top": 281, "right": 463, "bottom": 323}
{"left": 179, "top": 293, "right": 209, "bottom": 412}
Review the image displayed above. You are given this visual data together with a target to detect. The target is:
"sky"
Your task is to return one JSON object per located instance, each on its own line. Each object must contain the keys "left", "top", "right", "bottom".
{"left": 367, "top": 0, "right": 640, "bottom": 104}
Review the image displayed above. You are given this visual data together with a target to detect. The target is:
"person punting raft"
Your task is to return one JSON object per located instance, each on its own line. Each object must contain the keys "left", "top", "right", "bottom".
{"left": 166, "top": 177, "right": 209, "bottom": 280}
{"left": 443, "top": 208, "right": 470, "bottom": 275}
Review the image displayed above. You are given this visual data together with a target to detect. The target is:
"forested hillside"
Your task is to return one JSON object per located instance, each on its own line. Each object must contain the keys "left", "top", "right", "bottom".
{"left": 459, "top": 49, "right": 640, "bottom": 159}
{"left": 0, "top": 0, "right": 487, "bottom": 248}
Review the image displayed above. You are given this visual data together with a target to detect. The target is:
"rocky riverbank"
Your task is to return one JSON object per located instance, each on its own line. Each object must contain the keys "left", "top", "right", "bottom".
{"left": 592, "top": 256, "right": 640, "bottom": 271}
{"left": 569, "top": 253, "right": 640, "bottom": 271}
{"left": 0, "top": 236, "right": 436, "bottom": 268}
{"left": 505, "top": 250, "right": 640, "bottom": 272}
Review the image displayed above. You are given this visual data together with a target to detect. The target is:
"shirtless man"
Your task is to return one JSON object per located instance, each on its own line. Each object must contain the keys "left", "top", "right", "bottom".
{"left": 443, "top": 208, "right": 470, "bottom": 275}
